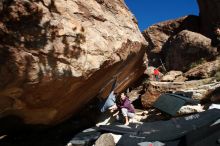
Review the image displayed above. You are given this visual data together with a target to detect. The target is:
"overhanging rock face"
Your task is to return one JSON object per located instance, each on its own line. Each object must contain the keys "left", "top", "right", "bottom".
{"left": 0, "top": 0, "right": 147, "bottom": 125}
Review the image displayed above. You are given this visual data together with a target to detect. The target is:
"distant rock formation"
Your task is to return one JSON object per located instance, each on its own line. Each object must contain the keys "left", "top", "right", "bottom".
{"left": 165, "top": 30, "right": 218, "bottom": 71}
{"left": 141, "top": 0, "right": 220, "bottom": 109}
{"left": 142, "top": 15, "right": 200, "bottom": 67}
{"left": 0, "top": 0, "right": 146, "bottom": 125}
{"left": 143, "top": 0, "right": 220, "bottom": 71}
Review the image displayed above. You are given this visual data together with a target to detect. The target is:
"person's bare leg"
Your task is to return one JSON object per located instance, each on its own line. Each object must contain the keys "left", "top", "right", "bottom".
{"left": 124, "top": 116, "right": 129, "bottom": 125}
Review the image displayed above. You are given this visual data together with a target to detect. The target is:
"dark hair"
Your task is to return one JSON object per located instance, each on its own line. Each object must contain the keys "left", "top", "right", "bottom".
{"left": 113, "top": 92, "right": 119, "bottom": 97}
{"left": 121, "top": 92, "right": 128, "bottom": 97}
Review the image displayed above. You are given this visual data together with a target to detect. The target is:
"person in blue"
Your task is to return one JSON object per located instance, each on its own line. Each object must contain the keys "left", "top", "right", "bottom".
{"left": 99, "top": 78, "right": 118, "bottom": 113}
{"left": 100, "top": 90, "right": 117, "bottom": 113}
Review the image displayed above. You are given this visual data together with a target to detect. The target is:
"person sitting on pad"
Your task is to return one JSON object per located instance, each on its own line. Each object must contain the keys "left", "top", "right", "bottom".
{"left": 117, "top": 92, "right": 135, "bottom": 125}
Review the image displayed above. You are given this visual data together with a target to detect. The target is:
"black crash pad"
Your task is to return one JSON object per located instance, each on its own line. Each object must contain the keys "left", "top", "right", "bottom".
{"left": 153, "top": 93, "right": 199, "bottom": 116}
{"left": 117, "top": 109, "right": 220, "bottom": 146}
{"left": 185, "top": 122, "right": 220, "bottom": 146}
{"left": 99, "top": 122, "right": 142, "bottom": 135}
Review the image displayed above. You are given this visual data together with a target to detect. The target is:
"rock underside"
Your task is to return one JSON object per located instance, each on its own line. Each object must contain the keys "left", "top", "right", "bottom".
{"left": 0, "top": 0, "right": 146, "bottom": 125}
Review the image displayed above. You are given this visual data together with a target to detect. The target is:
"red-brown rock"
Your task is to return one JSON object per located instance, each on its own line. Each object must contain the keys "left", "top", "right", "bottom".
{"left": 142, "top": 15, "right": 199, "bottom": 66}
{"left": 141, "top": 78, "right": 219, "bottom": 108}
{"left": 184, "top": 60, "right": 220, "bottom": 79}
{"left": 165, "top": 30, "right": 218, "bottom": 71}
{"left": 0, "top": 0, "right": 147, "bottom": 125}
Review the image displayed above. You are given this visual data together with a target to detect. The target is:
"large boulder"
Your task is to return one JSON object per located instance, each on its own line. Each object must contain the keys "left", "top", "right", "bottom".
{"left": 197, "top": 0, "right": 220, "bottom": 39}
{"left": 141, "top": 78, "right": 220, "bottom": 108}
{"left": 184, "top": 60, "right": 220, "bottom": 80}
{"left": 165, "top": 30, "right": 218, "bottom": 71}
{"left": 95, "top": 133, "right": 116, "bottom": 146}
{"left": 0, "top": 0, "right": 147, "bottom": 125}
{"left": 142, "top": 15, "right": 199, "bottom": 66}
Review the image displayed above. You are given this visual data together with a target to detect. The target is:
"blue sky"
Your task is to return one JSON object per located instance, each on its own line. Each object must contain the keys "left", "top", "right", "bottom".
{"left": 124, "top": 0, "right": 199, "bottom": 31}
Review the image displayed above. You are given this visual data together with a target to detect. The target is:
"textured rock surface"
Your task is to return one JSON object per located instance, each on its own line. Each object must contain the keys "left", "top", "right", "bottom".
{"left": 165, "top": 30, "right": 218, "bottom": 71}
{"left": 0, "top": 0, "right": 146, "bottom": 124}
{"left": 142, "top": 15, "right": 199, "bottom": 66}
{"left": 95, "top": 133, "right": 115, "bottom": 146}
{"left": 161, "top": 71, "right": 183, "bottom": 82}
{"left": 184, "top": 60, "right": 220, "bottom": 79}
{"left": 197, "top": 0, "right": 220, "bottom": 38}
{"left": 177, "top": 104, "right": 204, "bottom": 115}
{"left": 174, "top": 75, "right": 188, "bottom": 82}
{"left": 141, "top": 79, "right": 220, "bottom": 108}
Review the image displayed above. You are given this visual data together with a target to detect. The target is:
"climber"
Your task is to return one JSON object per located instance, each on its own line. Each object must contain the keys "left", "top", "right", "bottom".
{"left": 153, "top": 68, "right": 160, "bottom": 81}
{"left": 99, "top": 77, "right": 118, "bottom": 113}
{"left": 96, "top": 78, "right": 119, "bottom": 126}
{"left": 100, "top": 90, "right": 118, "bottom": 113}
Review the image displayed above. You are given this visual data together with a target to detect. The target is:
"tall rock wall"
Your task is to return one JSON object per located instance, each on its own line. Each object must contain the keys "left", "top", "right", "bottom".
{"left": 197, "top": 0, "right": 220, "bottom": 38}
{"left": 0, "top": 0, "right": 147, "bottom": 125}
